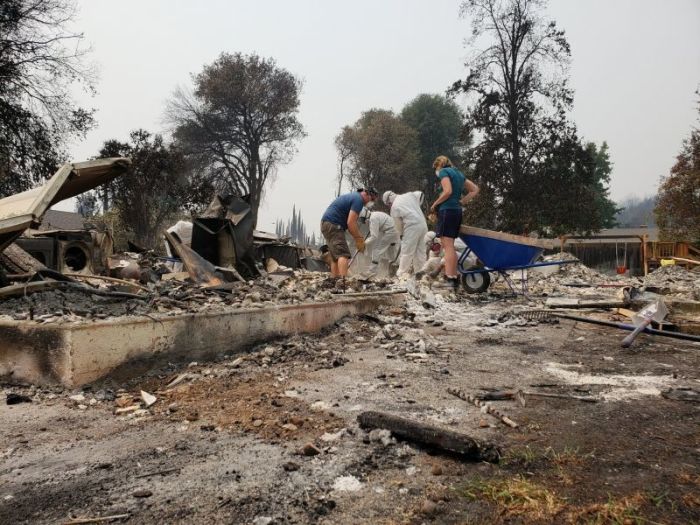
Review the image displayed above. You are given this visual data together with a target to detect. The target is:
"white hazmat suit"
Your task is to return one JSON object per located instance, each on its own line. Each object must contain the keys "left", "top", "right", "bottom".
{"left": 361, "top": 209, "right": 399, "bottom": 277}
{"left": 420, "top": 231, "right": 475, "bottom": 277}
{"left": 383, "top": 190, "right": 428, "bottom": 279}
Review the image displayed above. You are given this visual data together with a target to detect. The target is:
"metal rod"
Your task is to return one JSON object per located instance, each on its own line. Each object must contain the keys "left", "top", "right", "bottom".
{"left": 557, "top": 313, "right": 700, "bottom": 343}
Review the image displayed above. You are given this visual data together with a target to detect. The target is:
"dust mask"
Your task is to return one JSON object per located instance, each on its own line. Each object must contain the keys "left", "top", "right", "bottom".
{"left": 366, "top": 201, "right": 375, "bottom": 209}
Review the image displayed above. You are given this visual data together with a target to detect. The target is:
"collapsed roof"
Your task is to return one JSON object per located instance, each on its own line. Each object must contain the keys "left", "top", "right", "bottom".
{"left": 0, "top": 158, "right": 131, "bottom": 253}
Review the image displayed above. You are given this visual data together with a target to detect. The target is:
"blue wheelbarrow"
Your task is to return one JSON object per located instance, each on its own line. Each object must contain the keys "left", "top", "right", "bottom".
{"left": 457, "top": 226, "right": 576, "bottom": 294}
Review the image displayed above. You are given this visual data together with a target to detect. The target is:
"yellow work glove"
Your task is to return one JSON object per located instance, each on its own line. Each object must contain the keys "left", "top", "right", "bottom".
{"left": 355, "top": 237, "right": 366, "bottom": 252}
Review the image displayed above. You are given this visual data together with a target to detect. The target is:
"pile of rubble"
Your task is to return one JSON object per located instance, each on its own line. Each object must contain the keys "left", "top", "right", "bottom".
{"left": 527, "top": 252, "right": 638, "bottom": 297}
{"left": 642, "top": 264, "right": 700, "bottom": 300}
{"left": 0, "top": 270, "right": 395, "bottom": 324}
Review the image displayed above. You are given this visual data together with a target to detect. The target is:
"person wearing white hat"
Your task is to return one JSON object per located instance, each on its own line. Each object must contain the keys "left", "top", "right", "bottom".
{"left": 382, "top": 190, "right": 428, "bottom": 279}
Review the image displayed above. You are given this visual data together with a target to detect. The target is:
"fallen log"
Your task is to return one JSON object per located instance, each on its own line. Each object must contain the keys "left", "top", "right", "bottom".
{"left": 357, "top": 410, "right": 500, "bottom": 463}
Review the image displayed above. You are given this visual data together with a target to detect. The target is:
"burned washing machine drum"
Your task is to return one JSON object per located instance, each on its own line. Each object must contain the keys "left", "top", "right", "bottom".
{"left": 59, "top": 240, "right": 93, "bottom": 273}
{"left": 16, "top": 232, "right": 98, "bottom": 274}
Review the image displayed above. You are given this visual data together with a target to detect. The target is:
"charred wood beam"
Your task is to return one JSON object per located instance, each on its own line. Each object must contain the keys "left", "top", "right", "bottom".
{"left": 357, "top": 410, "right": 501, "bottom": 462}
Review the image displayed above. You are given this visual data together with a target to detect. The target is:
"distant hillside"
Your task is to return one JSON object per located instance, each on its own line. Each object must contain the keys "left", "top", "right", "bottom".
{"left": 615, "top": 196, "right": 657, "bottom": 228}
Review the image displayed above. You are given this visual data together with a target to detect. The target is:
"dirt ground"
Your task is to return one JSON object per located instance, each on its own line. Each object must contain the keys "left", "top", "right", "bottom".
{"left": 1, "top": 292, "right": 698, "bottom": 524}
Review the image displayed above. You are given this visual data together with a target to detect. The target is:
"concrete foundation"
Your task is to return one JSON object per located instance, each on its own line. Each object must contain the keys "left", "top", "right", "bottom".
{"left": 0, "top": 293, "right": 404, "bottom": 387}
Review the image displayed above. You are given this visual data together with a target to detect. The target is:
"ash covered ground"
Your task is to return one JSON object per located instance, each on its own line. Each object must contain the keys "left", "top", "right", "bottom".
{"left": 1, "top": 274, "right": 699, "bottom": 524}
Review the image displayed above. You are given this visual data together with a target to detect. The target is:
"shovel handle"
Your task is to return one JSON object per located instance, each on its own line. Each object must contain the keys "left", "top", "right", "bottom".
{"left": 621, "top": 318, "right": 653, "bottom": 348}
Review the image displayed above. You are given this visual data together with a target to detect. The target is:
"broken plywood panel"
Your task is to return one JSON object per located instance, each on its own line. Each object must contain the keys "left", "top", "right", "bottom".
{"left": 0, "top": 158, "right": 131, "bottom": 253}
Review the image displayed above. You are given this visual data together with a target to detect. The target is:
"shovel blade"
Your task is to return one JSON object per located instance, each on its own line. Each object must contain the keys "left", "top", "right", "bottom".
{"left": 632, "top": 299, "right": 668, "bottom": 326}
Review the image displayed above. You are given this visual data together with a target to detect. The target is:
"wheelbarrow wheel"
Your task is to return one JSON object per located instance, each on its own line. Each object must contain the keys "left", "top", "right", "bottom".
{"left": 461, "top": 266, "right": 490, "bottom": 293}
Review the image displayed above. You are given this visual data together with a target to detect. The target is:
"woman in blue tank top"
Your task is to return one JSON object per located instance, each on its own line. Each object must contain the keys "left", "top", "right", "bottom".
{"left": 429, "top": 155, "right": 480, "bottom": 289}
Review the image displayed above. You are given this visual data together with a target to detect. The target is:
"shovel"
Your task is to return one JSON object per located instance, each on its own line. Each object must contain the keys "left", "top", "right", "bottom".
{"left": 621, "top": 299, "right": 668, "bottom": 348}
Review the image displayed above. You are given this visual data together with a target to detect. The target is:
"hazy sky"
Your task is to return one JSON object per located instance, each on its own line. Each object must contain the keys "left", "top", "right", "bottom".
{"left": 60, "top": 0, "right": 700, "bottom": 234}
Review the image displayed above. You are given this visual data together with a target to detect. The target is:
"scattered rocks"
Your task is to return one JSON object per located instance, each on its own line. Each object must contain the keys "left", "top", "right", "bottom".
{"left": 419, "top": 499, "right": 438, "bottom": 516}
{"left": 140, "top": 390, "right": 157, "bottom": 408}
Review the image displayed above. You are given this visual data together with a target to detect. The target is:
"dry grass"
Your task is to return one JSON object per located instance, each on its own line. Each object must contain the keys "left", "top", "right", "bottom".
{"left": 460, "top": 476, "right": 564, "bottom": 521}
{"left": 566, "top": 492, "right": 648, "bottom": 525}
{"left": 682, "top": 492, "right": 700, "bottom": 509}
{"left": 502, "top": 445, "right": 593, "bottom": 469}
{"left": 458, "top": 478, "right": 680, "bottom": 525}
{"left": 677, "top": 471, "right": 700, "bottom": 486}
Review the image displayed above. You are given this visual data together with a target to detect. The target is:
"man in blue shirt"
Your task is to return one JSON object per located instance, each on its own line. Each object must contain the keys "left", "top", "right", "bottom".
{"left": 321, "top": 188, "right": 378, "bottom": 277}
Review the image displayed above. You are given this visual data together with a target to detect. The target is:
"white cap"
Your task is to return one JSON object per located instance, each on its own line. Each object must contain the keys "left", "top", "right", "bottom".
{"left": 382, "top": 190, "right": 396, "bottom": 206}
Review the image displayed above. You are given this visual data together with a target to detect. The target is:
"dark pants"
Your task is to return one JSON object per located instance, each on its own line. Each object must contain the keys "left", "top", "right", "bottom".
{"left": 436, "top": 208, "right": 462, "bottom": 239}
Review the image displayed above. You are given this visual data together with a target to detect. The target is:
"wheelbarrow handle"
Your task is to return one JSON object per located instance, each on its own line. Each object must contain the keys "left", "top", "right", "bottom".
{"left": 621, "top": 318, "right": 653, "bottom": 348}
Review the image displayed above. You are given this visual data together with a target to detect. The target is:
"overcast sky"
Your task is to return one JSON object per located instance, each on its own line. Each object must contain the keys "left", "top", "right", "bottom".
{"left": 60, "top": 0, "right": 700, "bottom": 235}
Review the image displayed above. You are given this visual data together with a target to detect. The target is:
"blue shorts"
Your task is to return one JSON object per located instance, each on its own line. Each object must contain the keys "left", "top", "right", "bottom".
{"left": 436, "top": 208, "right": 462, "bottom": 239}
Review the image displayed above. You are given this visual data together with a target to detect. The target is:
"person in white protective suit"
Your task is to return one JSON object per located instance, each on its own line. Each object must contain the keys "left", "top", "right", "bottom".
{"left": 418, "top": 231, "right": 474, "bottom": 279}
{"left": 382, "top": 190, "right": 429, "bottom": 279}
{"left": 359, "top": 208, "right": 400, "bottom": 277}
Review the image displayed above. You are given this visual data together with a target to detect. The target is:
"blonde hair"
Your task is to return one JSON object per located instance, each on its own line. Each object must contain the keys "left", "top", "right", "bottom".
{"left": 432, "top": 155, "right": 452, "bottom": 170}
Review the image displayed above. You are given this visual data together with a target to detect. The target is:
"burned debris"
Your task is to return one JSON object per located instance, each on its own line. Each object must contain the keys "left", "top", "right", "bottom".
{"left": 1, "top": 162, "right": 699, "bottom": 524}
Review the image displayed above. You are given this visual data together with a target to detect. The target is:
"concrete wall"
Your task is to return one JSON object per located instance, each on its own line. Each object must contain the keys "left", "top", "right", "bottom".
{"left": 0, "top": 294, "right": 403, "bottom": 387}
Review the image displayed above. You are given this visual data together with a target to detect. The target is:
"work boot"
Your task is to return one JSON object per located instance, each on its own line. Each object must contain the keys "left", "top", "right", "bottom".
{"left": 437, "top": 276, "right": 459, "bottom": 292}
{"left": 446, "top": 276, "right": 460, "bottom": 291}
{"left": 434, "top": 276, "right": 459, "bottom": 291}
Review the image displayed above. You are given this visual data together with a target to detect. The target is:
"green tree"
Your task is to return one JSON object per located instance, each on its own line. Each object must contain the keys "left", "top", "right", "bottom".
{"left": 525, "top": 139, "right": 617, "bottom": 235}
{"left": 96, "top": 130, "right": 211, "bottom": 249}
{"left": 655, "top": 107, "right": 700, "bottom": 243}
{"left": 451, "top": 0, "right": 616, "bottom": 234}
{"left": 0, "top": 0, "right": 95, "bottom": 196}
{"left": 401, "top": 94, "right": 467, "bottom": 206}
{"left": 168, "top": 52, "right": 305, "bottom": 227}
{"left": 334, "top": 109, "right": 420, "bottom": 195}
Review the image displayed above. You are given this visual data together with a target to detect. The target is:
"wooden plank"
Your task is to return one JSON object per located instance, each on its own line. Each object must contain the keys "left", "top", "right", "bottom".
{"left": 460, "top": 225, "right": 555, "bottom": 249}
{"left": 670, "top": 256, "right": 700, "bottom": 266}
